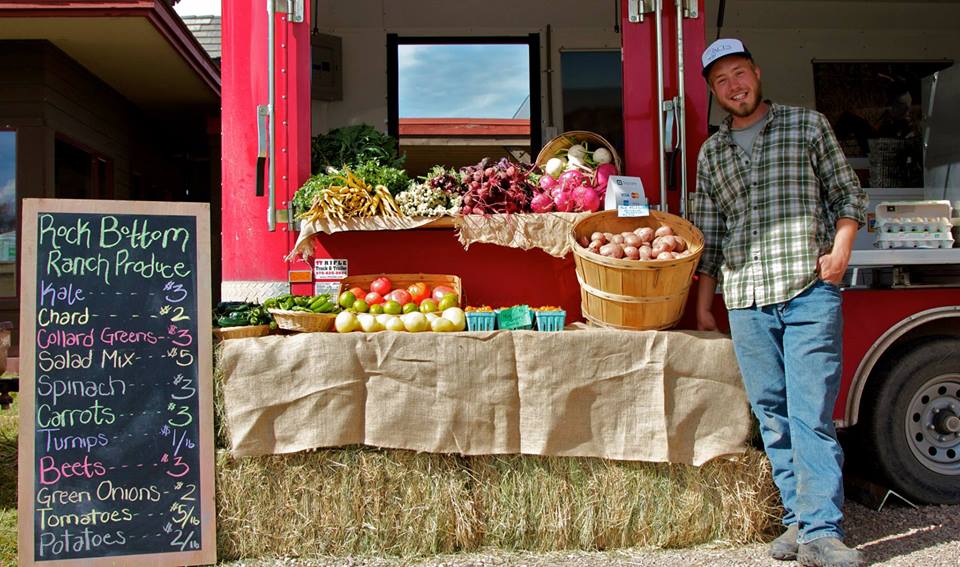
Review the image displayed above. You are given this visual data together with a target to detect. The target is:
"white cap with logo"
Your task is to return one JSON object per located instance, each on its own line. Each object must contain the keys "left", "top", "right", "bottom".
{"left": 701, "top": 38, "right": 752, "bottom": 78}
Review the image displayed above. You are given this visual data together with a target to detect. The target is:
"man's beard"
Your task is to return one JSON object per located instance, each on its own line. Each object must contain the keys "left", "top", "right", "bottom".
{"left": 719, "top": 85, "right": 763, "bottom": 118}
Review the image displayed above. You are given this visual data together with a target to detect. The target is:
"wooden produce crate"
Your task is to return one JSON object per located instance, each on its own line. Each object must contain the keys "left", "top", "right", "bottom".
{"left": 337, "top": 273, "right": 463, "bottom": 303}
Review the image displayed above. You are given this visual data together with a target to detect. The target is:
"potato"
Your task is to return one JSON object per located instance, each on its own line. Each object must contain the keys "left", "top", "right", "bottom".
{"left": 623, "top": 245, "right": 640, "bottom": 260}
{"left": 603, "top": 232, "right": 615, "bottom": 242}
{"left": 651, "top": 246, "right": 666, "bottom": 257}
{"left": 674, "top": 237, "right": 687, "bottom": 252}
{"left": 655, "top": 225, "right": 674, "bottom": 237}
{"left": 612, "top": 234, "right": 625, "bottom": 245}
{"left": 600, "top": 243, "right": 624, "bottom": 259}
{"left": 659, "top": 235, "right": 677, "bottom": 252}
{"left": 578, "top": 235, "right": 590, "bottom": 248}
{"left": 588, "top": 240, "right": 603, "bottom": 253}
{"left": 634, "top": 227, "right": 655, "bottom": 242}
{"left": 638, "top": 245, "right": 652, "bottom": 260}
{"left": 623, "top": 233, "right": 642, "bottom": 247}
{"left": 591, "top": 231, "right": 605, "bottom": 242}
{"left": 656, "top": 251, "right": 674, "bottom": 260}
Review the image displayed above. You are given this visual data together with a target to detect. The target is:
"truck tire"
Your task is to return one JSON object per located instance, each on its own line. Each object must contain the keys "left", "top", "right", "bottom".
{"left": 863, "top": 336, "right": 960, "bottom": 504}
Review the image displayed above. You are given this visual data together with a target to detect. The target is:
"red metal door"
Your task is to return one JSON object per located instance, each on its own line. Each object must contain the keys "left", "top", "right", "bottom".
{"left": 621, "top": 0, "right": 708, "bottom": 212}
{"left": 221, "top": 0, "right": 312, "bottom": 298}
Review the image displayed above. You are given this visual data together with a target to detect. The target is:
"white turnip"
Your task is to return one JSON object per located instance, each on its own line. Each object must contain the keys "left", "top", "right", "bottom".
{"left": 593, "top": 147, "right": 613, "bottom": 165}
{"left": 545, "top": 157, "right": 565, "bottom": 178}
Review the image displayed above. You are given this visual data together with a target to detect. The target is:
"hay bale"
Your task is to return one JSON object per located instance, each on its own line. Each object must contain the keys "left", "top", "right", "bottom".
{"left": 212, "top": 356, "right": 779, "bottom": 560}
{"left": 215, "top": 447, "right": 779, "bottom": 561}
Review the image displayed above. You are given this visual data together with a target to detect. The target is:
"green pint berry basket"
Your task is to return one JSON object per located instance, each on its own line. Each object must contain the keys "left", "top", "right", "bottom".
{"left": 496, "top": 306, "right": 534, "bottom": 331}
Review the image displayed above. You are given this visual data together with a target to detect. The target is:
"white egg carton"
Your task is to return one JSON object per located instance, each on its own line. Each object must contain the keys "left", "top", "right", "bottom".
{"left": 874, "top": 200, "right": 955, "bottom": 250}
{"left": 876, "top": 237, "right": 954, "bottom": 249}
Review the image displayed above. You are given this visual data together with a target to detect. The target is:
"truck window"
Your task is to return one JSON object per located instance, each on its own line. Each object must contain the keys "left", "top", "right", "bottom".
{"left": 812, "top": 60, "right": 952, "bottom": 188}
{"left": 560, "top": 50, "right": 624, "bottom": 170}
{"left": 0, "top": 131, "right": 14, "bottom": 297}
{"left": 388, "top": 36, "right": 540, "bottom": 176}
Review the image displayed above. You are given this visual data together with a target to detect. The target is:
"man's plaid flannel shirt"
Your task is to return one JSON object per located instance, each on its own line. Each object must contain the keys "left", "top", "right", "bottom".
{"left": 690, "top": 103, "right": 867, "bottom": 309}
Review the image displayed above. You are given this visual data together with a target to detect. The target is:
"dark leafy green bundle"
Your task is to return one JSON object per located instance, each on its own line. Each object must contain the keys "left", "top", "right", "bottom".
{"left": 214, "top": 301, "right": 274, "bottom": 328}
{"left": 311, "top": 124, "right": 404, "bottom": 172}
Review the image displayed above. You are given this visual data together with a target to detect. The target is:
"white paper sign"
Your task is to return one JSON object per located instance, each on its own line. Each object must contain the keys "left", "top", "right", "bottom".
{"left": 314, "top": 281, "right": 341, "bottom": 297}
{"left": 314, "top": 258, "right": 348, "bottom": 279}
{"left": 605, "top": 176, "right": 650, "bottom": 217}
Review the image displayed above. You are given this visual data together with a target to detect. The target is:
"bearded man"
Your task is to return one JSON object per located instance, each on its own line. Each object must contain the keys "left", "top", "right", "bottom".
{"left": 690, "top": 38, "right": 867, "bottom": 567}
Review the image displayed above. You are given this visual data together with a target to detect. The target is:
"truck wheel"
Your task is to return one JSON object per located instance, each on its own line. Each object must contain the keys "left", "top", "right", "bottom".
{"left": 864, "top": 336, "right": 960, "bottom": 504}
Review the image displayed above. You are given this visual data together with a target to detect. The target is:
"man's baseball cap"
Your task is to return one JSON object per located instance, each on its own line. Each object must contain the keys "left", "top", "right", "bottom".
{"left": 701, "top": 38, "right": 752, "bottom": 78}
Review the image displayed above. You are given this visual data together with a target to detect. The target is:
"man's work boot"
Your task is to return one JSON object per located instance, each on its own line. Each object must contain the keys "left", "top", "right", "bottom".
{"left": 768, "top": 524, "right": 799, "bottom": 560}
{"left": 797, "top": 537, "right": 865, "bottom": 567}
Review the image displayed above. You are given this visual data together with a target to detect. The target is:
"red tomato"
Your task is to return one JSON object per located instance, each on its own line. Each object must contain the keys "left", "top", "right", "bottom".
{"left": 349, "top": 287, "right": 365, "bottom": 300}
{"left": 370, "top": 277, "right": 392, "bottom": 296}
{"left": 364, "top": 291, "right": 384, "bottom": 305}
{"left": 432, "top": 285, "right": 456, "bottom": 303}
{"left": 387, "top": 289, "right": 413, "bottom": 306}
{"left": 407, "top": 282, "right": 430, "bottom": 304}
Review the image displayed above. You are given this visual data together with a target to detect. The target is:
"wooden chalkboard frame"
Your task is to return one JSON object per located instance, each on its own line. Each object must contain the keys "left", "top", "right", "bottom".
{"left": 17, "top": 199, "right": 216, "bottom": 567}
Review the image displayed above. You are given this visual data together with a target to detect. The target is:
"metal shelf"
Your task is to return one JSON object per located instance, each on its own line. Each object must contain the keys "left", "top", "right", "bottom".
{"left": 849, "top": 249, "right": 960, "bottom": 267}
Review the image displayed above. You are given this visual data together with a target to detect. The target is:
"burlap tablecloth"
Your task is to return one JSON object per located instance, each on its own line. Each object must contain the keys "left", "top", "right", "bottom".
{"left": 220, "top": 329, "right": 750, "bottom": 466}
{"left": 289, "top": 213, "right": 591, "bottom": 260}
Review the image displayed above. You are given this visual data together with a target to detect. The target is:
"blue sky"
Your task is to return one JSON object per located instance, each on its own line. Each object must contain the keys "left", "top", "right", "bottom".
{"left": 398, "top": 44, "right": 530, "bottom": 118}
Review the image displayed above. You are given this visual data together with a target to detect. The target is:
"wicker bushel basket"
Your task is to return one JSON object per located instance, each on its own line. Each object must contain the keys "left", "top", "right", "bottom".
{"left": 570, "top": 210, "right": 704, "bottom": 330}
{"left": 268, "top": 309, "right": 337, "bottom": 333}
{"left": 534, "top": 130, "right": 623, "bottom": 174}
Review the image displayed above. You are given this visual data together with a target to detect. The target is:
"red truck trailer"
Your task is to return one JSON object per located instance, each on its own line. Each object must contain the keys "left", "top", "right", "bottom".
{"left": 219, "top": 0, "right": 960, "bottom": 504}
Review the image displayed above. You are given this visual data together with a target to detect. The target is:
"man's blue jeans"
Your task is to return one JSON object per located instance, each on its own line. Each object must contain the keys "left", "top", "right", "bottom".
{"left": 727, "top": 280, "right": 845, "bottom": 544}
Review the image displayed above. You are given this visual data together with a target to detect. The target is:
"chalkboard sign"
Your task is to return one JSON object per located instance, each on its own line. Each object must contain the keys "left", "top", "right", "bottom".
{"left": 18, "top": 199, "right": 215, "bottom": 566}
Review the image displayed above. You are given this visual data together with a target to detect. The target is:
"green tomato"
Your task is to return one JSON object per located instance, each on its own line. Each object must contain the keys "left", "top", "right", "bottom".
{"left": 338, "top": 291, "right": 356, "bottom": 309}
{"left": 402, "top": 302, "right": 418, "bottom": 314}
{"left": 383, "top": 300, "right": 402, "bottom": 315}
{"left": 369, "top": 303, "right": 384, "bottom": 315}
{"left": 438, "top": 294, "right": 459, "bottom": 311}
{"left": 419, "top": 299, "right": 438, "bottom": 313}
{"left": 353, "top": 299, "right": 369, "bottom": 313}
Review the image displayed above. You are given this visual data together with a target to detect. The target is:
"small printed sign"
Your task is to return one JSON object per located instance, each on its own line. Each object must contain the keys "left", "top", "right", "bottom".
{"left": 619, "top": 204, "right": 651, "bottom": 217}
{"left": 605, "top": 176, "right": 649, "bottom": 217}
{"left": 314, "top": 258, "right": 348, "bottom": 280}
{"left": 314, "top": 281, "right": 341, "bottom": 297}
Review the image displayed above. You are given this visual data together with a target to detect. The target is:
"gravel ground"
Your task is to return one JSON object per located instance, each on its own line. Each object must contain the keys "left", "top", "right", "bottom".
{"left": 226, "top": 501, "right": 959, "bottom": 567}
